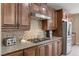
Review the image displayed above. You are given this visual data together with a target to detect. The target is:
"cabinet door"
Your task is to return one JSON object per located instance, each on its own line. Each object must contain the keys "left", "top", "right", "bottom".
{"left": 38, "top": 45, "right": 46, "bottom": 56}
{"left": 41, "top": 6, "right": 51, "bottom": 30}
{"left": 19, "top": 3, "right": 30, "bottom": 30}
{"left": 3, "top": 50, "right": 23, "bottom": 56}
{"left": 47, "top": 7, "right": 53, "bottom": 30}
{"left": 30, "top": 3, "right": 41, "bottom": 13}
{"left": 42, "top": 7, "right": 57, "bottom": 31}
{"left": 52, "top": 10, "right": 57, "bottom": 30}
{"left": 57, "top": 39, "right": 62, "bottom": 56}
{"left": 53, "top": 9, "right": 63, "bottom": 37}
{"left": 42, "top": 6, "right": 53, "bottom": 30}
{"left": 1, "top": 3, "right": 17, "bottom": 29}
{"left": 52, "top": 41, "right": 58, "bottom": 56}
{"left": 45, "top": 43, "right": 52, "bottom": 56}
{"left": 48, "top": 8, "right": 57, "bottom": 30}
{"left": 24, "top": 47, "right": 36, "bottom": 56}
{"left": 40, "top": 3, "right": 48, "bottom": 15}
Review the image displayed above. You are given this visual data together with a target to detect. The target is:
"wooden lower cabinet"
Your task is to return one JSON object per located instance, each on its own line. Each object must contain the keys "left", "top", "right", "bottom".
{"left": 57, "top": 39, "right": 62, "bottom": 56}
{"left": 24, "top": 47, "right": 36, "bottom": 56}
{"left": 36, "top": 43, "right": 53, "bottom": 56}
{"left": 72, "top": 32, "right": 76, "bottom": 45}
{"left": 45, "top": 43, "right": 53, "bottom": 56}
{"left": 52, "top": 41, "right": 58, "bottom": 56}
{"left": 52, "top": 39, "right": 62, "bottom": 56}
{"left": 3, "top": 47, "right": 37, "bottom": 56}
{"left": 3, "top": 40, "right": 62, "bottom": 56}
{"left": 3, "top": 50, "right": 23, "bottom": 56}
{"left": 37, "top": 44, "right": 46, "bottom": 56}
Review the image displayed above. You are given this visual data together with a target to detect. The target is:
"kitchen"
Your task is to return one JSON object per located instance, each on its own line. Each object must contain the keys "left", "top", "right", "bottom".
{"left": 0, "top": 3, "right": 77, "bottom": 56}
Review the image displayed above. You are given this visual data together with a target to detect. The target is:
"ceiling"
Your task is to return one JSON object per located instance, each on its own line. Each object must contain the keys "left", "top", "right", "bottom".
{"left": 47, "top": 3, "right": 79, "bottom": 14}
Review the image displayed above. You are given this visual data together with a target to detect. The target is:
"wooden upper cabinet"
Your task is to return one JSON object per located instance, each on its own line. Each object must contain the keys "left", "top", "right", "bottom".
{"left": 42, "top": 6, "right": 57, "bottom": 30}
{"left": 53, "top": 9, "right": 63, "bottom": 37}
{"left": 52, "top": 10, "right": 57, "bottom": 30}
{"left": 41, "top": 20, "right": 48, "bottom": 30}
{"left": 47, "top": 7, "right": 53, "bottom": 30}
{"left": 30, "top": 3, "right": 41, "bottom": 13}
{"left": 42, "top": 7, "right": 52, "bottom": 30}
{"left": 19, "top": 3, "right": 30, "bottom": 30}
{"left": 48, "top": 7, "right": 57, "bottom": 30}
{"left": 30, "top": 3, "right": 48, "bottom": 15}
{"left": 24, "top": 47, "right": 36, "bottom": 56}
{"left": 1, "top": 3, "right": 17, "bottom": 29}
{"left": 2, "top": 3, "right": 30, "bottom": 31}
{"left": 40, "top": 3, "right": 48, "bottom": 15}
{"left": 48, "top": 7, "right": 52, "bottom": 17}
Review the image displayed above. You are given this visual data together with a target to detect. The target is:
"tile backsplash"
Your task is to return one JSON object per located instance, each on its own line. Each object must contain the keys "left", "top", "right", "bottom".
{"left": 2, "top": 31, "right": 25, "bottom": 43}
{"left": 2, "top": 19, "right": 45, "bottom": 45}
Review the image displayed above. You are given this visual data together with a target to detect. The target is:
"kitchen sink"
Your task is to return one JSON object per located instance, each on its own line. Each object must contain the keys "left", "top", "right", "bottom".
{"left": 27, "top": 38, "right": 50, "bottom": 43}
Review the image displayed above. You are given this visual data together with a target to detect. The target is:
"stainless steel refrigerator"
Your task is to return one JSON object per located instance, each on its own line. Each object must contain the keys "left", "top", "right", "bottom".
{"left": 62, "top": 19, "right": 72, "bottom": 55}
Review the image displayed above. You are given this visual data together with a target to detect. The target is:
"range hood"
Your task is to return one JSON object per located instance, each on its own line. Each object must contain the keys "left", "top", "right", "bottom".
{"left": 31, "top": 12, "right": 51, "bottom": 20}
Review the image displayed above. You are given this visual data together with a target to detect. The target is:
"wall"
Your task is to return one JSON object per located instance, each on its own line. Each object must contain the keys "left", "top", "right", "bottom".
{"left": 1, "top": 19, "right": 44, "bottom": 44}
{"left": 72, "top": 14, "right": 79, "bottom": 44}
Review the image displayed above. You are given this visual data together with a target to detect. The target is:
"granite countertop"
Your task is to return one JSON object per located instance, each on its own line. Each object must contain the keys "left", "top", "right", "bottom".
{"left": 1, "top": 37, "right": 62, "bottom": 55}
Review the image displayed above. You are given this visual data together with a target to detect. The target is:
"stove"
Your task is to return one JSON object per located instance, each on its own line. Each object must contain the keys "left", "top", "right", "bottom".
{"left": 27, "top": 38, "right": 50, "bottom": 43}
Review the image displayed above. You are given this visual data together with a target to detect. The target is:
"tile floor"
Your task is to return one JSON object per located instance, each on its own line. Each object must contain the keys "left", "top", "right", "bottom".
{"left": 67, "top": 45, "right": 79, "bottom": 56}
